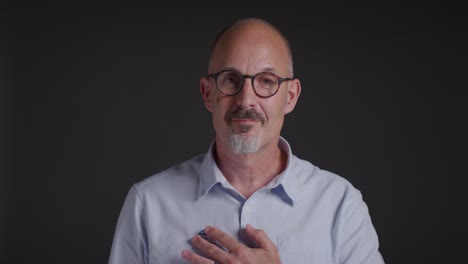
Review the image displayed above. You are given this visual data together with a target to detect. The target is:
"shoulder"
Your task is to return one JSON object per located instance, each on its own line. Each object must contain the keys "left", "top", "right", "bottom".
{"left": 132, "top": 153, "right": 205, "bottom": 195}
{"left": 290, "top": 154, "right": 362, "bottom": 201}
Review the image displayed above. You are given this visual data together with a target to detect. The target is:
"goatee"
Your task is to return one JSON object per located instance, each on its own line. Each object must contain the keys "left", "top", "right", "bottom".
{"left": 229, "top": 130, "right": 261, "bottom": 154}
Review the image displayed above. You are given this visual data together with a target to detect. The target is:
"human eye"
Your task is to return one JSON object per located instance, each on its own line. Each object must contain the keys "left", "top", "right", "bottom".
{"left": 256, "top": 73, "right": 278, "bottom": 88}
{"left": 221, "top": 72, "right": 241, "bottom": 85}
{"left": 218, "top": 71, "right": 242, "bottom": 94}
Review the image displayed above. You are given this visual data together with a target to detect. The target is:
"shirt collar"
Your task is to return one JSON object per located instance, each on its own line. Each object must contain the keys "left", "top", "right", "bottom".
{"left": 197, "top": 140, "right": 219, "bottom": 199}
{"left": 197, "top": 137, "right": 299, "bottom": 205}
{"left": 265, "top": 137, "right": 299, "bottom": 205}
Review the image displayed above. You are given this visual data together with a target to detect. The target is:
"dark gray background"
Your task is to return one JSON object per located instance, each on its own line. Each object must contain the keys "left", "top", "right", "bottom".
{"left": 2, "top": 6, "right": 467, "bottom": 264}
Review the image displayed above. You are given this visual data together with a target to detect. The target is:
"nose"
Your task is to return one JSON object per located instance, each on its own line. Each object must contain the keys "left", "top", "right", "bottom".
{"left": 235, "top": 78, "right": 257, "bottom": 108}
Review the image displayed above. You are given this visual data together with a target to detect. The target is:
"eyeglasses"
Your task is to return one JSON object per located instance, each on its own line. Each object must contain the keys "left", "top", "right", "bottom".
{"left": 207, "top": 70, "right": 294, "bottom": 98}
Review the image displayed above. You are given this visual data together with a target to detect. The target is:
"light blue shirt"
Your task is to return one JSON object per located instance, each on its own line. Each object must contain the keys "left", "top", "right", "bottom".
{"left": 108, "top": 137, "right": 384, "bottom": 264}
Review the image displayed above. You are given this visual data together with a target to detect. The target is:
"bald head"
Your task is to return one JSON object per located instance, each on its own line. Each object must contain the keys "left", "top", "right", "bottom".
{"left": 208, "top": 18, "right": 294, "bottom": 76}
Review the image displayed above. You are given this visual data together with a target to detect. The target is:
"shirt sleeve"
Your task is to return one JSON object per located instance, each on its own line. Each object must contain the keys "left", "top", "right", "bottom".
{"left": 108, "top": 185, "right": 149, "bottom": 264}
{"left": 337, "top": 189, "right": 385, "bottom": 264}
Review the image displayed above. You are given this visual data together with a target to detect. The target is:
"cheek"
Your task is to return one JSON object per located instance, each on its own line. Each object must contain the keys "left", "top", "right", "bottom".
{"left": 211, "top": 99, "right": 228, "bottom": 122}
{"left": 267, "top": 99, "right": 288, "bottom": 118}
{"left": 212, "top": 95, "right": 234, "bottom": 114}
{"left": 210, "top": 93, "right": 224, "bottom": 109}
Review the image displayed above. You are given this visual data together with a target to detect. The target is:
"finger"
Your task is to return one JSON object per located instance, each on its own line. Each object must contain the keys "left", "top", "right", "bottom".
{"left": 181, "top": 249, "right": 216, "bottom": 264}
{"left": 245, "top": 224, "right": 276, "bottom": 251}
{"left": 192, "top": 234, "right": 229, "bottom": 262}
{"left": 204, "top": 226, "right": 246, "bottom": 253}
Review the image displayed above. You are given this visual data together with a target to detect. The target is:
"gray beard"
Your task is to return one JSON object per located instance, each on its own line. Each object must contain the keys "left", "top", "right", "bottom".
{"left": 229, "top": 128, "right": 261, "bottom": 154}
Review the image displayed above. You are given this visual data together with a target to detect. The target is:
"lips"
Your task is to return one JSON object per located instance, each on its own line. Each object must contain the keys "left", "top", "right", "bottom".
{"left": 227, "top": 108, "right": 266, "bottom": 125}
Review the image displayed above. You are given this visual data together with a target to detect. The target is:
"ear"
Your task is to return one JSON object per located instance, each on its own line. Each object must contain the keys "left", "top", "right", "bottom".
{"left": 200, "top": 77, "right": 213, "bottom": 112}
{"left": 284, "top": 78, "right": 302, "bottom": 114}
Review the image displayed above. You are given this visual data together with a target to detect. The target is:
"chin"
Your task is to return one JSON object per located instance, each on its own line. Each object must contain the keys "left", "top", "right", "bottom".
{"left": 229, "top": 131, "right": 262, "bottom": 154}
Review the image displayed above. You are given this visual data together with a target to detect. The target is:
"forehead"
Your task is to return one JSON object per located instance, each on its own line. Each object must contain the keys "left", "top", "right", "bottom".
{"left": 209, "top": 22, "right": 290, "bottom": 74}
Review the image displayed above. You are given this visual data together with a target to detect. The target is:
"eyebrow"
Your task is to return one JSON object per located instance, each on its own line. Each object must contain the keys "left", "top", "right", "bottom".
{"left": 221, "top": 66, "right": 279, "bottom": 74}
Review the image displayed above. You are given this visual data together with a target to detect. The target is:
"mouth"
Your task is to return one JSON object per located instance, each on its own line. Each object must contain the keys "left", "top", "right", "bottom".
{"left": 230, "top": 118, "right": 260, "bottom": 124}
{"left": 230, "top": 123, "right": 254, "bottom": 134}
{"left": 227, "top": 108, "right": 266, "bottom": 125}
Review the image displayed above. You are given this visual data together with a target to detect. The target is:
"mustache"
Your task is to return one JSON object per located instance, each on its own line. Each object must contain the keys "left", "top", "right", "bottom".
{"left": 227, "top": 108, "right": 266, "bottom": 124}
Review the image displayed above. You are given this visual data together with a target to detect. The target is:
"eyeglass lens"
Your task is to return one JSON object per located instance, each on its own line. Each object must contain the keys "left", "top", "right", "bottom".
{"left": 217, "top": 71, "right": 279, "bottom": 97}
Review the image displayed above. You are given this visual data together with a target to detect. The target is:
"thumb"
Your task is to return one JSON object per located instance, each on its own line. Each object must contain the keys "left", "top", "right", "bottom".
{"left": 245, "top": 224, "right": 276, "bottom": 251}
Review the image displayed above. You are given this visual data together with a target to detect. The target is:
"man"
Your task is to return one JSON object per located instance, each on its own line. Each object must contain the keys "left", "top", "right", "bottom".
{"left": 108, "top": 18, "right": 385, "bottom": 264}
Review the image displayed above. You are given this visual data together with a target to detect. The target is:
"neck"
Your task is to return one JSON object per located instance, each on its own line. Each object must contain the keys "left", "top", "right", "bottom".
{"left": 214, "top": 137, "right": 287, "bottom": 198}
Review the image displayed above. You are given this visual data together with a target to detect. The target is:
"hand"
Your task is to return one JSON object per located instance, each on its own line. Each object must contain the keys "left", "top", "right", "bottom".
{"left": 181, "top": 224, "right": 281, "bottom": 264}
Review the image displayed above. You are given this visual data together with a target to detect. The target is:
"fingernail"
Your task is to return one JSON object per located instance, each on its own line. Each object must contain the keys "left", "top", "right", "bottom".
{"left": 205, "top": 226, "right": 212, "bottom": 233}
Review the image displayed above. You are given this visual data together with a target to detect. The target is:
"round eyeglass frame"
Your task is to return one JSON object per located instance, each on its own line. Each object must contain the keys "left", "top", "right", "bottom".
{"left": 207, "top": 70, "right": 294, "bottom": 98}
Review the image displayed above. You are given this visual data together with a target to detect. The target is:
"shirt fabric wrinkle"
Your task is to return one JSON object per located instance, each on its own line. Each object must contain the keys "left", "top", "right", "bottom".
{"left": 108, "top": 137, "right": 385, "bottom": 264}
